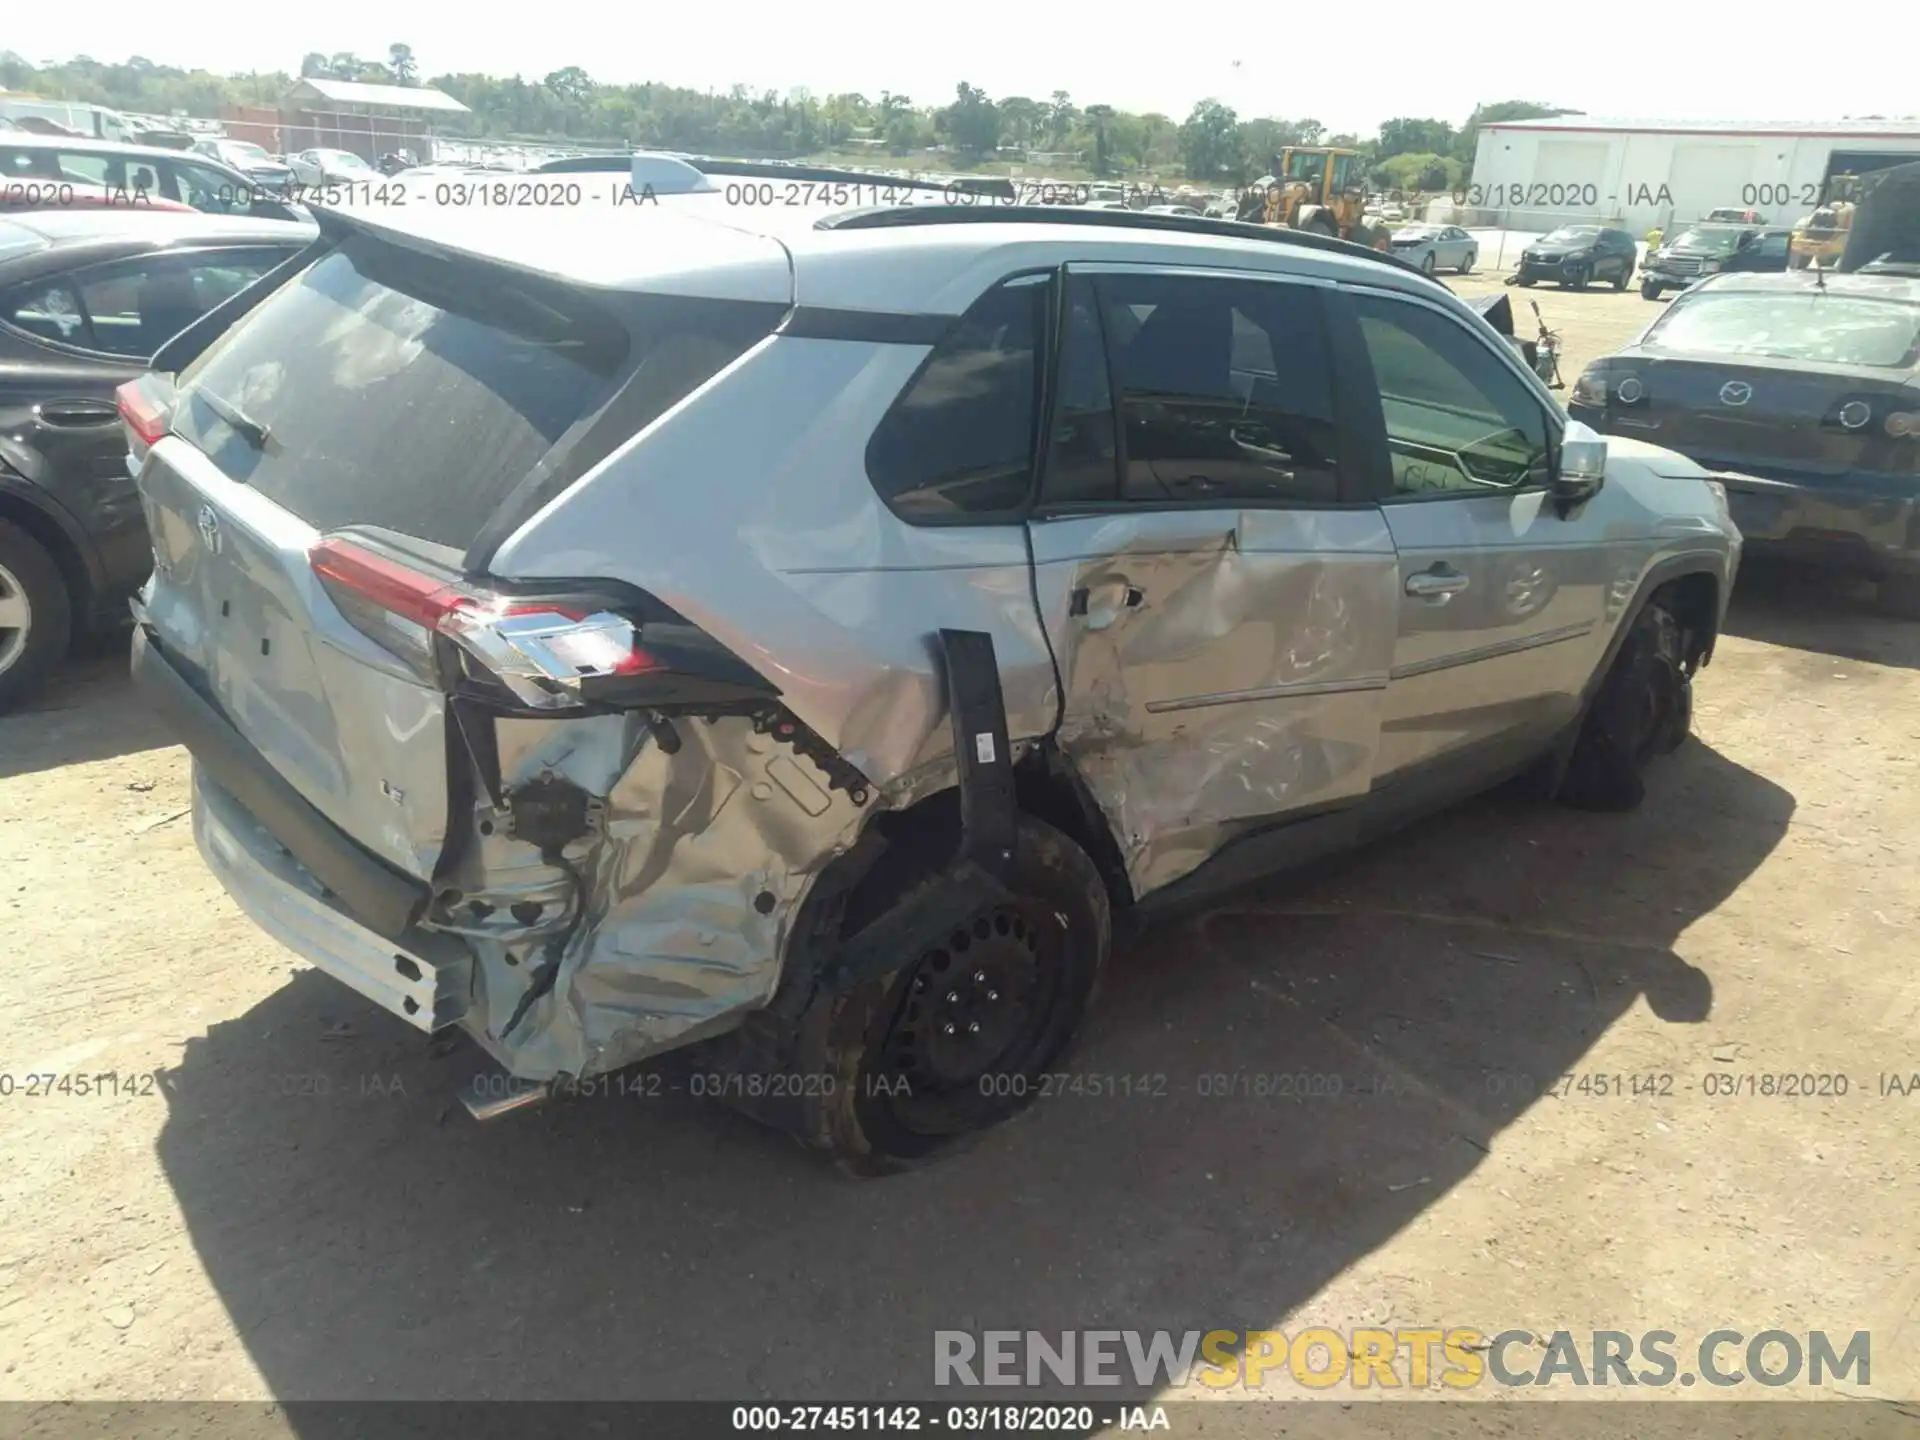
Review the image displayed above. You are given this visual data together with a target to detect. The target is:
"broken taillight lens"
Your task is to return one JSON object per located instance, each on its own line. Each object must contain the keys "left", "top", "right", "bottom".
{"left": 309, "top": 535, "right": 767, "bottom": 711}
{"left": 115, "top": 376, "right": 173, "bottom": 467}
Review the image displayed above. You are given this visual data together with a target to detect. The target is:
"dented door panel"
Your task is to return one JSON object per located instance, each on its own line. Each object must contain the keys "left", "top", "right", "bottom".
{"left": 1029, "top": 506, "right": 1399, "bottom": 897}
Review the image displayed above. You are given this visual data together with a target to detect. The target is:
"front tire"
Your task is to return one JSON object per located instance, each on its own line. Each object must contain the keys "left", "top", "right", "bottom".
{"left": 0, "top": 519, "right": 72, "bottom": 714}
{"left": 1612, "top": 262, "right": 1630, "bottom": 291}
{"left": 764, "top": 816, "right": 1111, "bottom": 1176}
{"left": 1420, "top": 251, "right": 1437, "bottom": 275}
{"left": 1557, "top": 599, "right": 1692, "bottom": 812}
{"left": 1567, "top": 263, "right": 1592, "bottom": 291}
{"left": 1641, "top": 280, "right": 1663, "bottom": 300}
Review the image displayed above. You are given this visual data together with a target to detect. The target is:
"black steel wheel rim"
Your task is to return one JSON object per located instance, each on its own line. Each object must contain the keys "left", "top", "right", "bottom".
{"left": 864, "top": 901, "right": 1068, "bottom": 1137}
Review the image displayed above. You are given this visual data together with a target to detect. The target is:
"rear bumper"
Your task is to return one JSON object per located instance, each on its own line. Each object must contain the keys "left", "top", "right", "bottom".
{"left": 193, "top": 767, "right": 474, "bottom": 1033}
{"left": 130, "top": 623, "right": 429, "bottom": 938}
{"left": 1712, "top": 470, "right": 1920, "bottom": 577}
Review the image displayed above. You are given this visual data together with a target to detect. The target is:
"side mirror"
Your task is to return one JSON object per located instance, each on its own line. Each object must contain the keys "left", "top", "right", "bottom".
{"left": 1552, "top": 420, "right": 1607, "bottom": 510}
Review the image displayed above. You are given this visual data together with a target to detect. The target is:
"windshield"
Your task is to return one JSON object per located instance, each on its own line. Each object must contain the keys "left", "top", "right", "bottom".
{"left": 319, "top": 150, "right": 372, "bottom": 170}
{"left": 1668, "top": 228, "right": 1744, "bottom": 254}
{"left": 1648, "top": 292, "right": 1920, "bottom": 368}
{"left": 1541, "top": 227, "right": 1599, "bottom": 246}
{"left": 226, "top": 142, "right": 272, "bottom": 162}
{"left": 1285, "top": 152, "right": 1327, "bottom": 185}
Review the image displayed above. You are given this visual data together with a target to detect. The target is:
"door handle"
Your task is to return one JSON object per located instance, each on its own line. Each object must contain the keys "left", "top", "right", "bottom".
{"left": 1070, "top": 582, "right": 1145, "bottom": 626}
{"left": 37, "top": 400, "right": 120, "bottom": 427}
{"left": 1405, "top": 566, "right": 1470, "bottom": 600}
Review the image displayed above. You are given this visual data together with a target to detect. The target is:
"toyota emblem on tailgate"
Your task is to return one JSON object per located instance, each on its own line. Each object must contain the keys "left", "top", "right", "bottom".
{"left": 196, "top": 505, "right": 222, "bottom": 555}
{"left": 1719, "top": 381, "right": 1753, "bottom": 407}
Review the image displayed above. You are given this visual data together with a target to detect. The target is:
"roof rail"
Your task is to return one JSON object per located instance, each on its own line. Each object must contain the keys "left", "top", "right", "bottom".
{"left": 533, "top": 151, "right": 1016, "bottom": 200}
{"left": 813, "top": 204, "right": 1426, "bottom": 274}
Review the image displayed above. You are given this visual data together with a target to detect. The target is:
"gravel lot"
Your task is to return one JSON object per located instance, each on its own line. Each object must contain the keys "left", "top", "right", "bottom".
{"left": 2, "top": 279, "right": 1918, "bottom": 1428}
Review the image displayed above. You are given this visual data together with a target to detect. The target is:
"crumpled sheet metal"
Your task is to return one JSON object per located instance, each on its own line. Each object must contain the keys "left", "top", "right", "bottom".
{"left": 434, "top": 713, "right": 870, "bottom": 1082}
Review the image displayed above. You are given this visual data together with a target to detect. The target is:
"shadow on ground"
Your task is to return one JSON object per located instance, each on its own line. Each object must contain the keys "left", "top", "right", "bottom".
{"left": 152, "top": 740, "right": 1789, "bottom": 1404}
{"left": 1723, "top": 559, "right": 1920, "bottom": 671}
{"left": 0, "top": 641, "right": 173, "bottom": 780}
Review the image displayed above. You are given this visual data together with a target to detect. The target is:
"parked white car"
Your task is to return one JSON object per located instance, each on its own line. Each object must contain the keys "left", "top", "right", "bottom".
{"left": 287, "top": 148, "right": 376, "bottom": 185}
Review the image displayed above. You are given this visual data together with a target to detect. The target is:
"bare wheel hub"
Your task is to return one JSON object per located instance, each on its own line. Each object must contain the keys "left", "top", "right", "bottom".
{"left": 885, "top": 907, "right": 1041, "bottom": 1089}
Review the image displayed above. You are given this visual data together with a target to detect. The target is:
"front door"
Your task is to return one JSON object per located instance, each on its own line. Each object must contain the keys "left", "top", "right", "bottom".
{"left": 1331, "top": 284, "right": 1607, "bottom": 791}
{"left": 1028, "top": 265, "right": 1399, "bottom": 898}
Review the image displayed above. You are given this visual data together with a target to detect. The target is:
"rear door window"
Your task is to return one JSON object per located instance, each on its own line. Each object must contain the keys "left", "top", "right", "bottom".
{"left": 0, "top": 246, "right": 295, "bottom": 357}
{"left": 1096, "top": 271, "right": 1341, "bottom": 505}
{"left": 161, "top": 158, "right": 250, "bottom": 214}
{"left": 1037, "top": 275, "right": 1120, "bottom": 505}
{"left": 0, "top": 147, "right": 61, "bottom": 180}
{"left": 173, "top": 232, "right": 779, "bottom": 550}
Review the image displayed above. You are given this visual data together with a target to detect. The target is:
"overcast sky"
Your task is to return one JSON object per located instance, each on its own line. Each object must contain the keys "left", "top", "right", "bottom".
{"left": 10, "top": 2, "right": 1917, "bottom": 138}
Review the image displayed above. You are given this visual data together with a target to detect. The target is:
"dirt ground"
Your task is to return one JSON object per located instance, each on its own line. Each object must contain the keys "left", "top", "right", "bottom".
{"left": 3, "top": 280, "right": 1920, "bottom": 1431}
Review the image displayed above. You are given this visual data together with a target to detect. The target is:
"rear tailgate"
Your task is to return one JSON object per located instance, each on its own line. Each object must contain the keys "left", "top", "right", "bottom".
{"left": 135, "top": 211, "right": 793, "bottom": 894}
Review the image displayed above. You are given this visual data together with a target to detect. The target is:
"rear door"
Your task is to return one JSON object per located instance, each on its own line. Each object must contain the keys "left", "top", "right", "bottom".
{"left": 1028, "top": 265, "right": 1399, "bottom": 898}
{"left": 0, "top": 244, "right": 298, "bottom": 585}
{"left": 136, "top": 225, "right": 785, "bottom": 882}
{"left": 1333, "top": 283, "right": 1606, "bottom": 790}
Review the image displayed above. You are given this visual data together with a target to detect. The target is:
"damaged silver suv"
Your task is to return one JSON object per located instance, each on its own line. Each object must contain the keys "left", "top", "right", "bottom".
{"left": 123, "top": 160, "right": 1740, "bottom": 1172}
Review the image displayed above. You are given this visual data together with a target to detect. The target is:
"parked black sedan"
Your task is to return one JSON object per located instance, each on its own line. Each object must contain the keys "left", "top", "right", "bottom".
{"left": 0, "top": 208, "right": 313, "bottom": 709}
{"left": 1569, "top": 271, "right": 1920, "bottom": 616}
{"left": 1511, "top": 224, "right": 1639, "bottom": 290}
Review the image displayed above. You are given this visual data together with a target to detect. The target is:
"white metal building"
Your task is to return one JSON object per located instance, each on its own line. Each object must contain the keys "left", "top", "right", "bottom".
{"left": 1467, "top": 117, "right": 1920, "bottom": 233}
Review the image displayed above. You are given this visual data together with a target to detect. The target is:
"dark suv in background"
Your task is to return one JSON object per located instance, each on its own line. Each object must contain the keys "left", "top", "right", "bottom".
{"left": 1513, "top": 225, "right": 1639, "bottom": 290}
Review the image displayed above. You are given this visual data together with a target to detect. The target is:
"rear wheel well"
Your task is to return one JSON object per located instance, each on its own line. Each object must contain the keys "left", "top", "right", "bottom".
{"left": 1652, "top": 571, "right": 1719, "bottom": 670}
{"left": 789, "top": 748, "right": 1133, "bottom": 970}
{"left": 1014, "top": 749, "right": 1134, "bottom": 913}
{"left": 0, "top": 494, "right": 92, "bottom": 637}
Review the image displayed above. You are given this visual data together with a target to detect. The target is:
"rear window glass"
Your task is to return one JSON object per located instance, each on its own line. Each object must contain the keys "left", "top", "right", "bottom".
{"left": 1647, "top": 292, "right": 1920, "bottom": 369}
{"left": 174, "top": 233, "right": 760, "bottom": 550}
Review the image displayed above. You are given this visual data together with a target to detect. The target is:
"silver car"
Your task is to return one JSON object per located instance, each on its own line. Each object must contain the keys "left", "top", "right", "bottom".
{"left": 286, "top": 148, "right": 377, "bottom": 186}
{"left": 1391, "top": 223, "right": 1478, "bottom": 275}
{"left": 123, "top": 161, "right": 1740, "bottom": 1173}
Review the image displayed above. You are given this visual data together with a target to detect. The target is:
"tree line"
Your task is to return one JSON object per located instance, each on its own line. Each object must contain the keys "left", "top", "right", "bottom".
{"left": 0, "top": 50, "right": 1579, "bottom": 187}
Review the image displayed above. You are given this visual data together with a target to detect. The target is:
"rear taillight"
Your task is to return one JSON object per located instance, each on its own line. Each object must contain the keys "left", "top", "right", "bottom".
{"left": 115, "top": 377, "right": 172, "bottom": 465}
{"left": 309, "top": 536, "right": 770, "bottom": 712}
